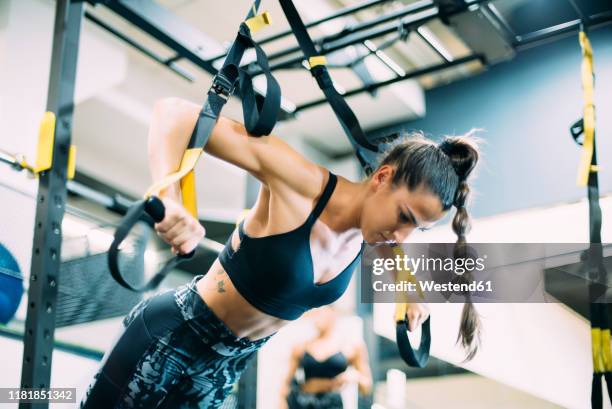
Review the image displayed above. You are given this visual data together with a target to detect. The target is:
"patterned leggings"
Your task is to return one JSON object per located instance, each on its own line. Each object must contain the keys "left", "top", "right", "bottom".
{"left": 80, "top": 276, "right": 269, "bottom": 409}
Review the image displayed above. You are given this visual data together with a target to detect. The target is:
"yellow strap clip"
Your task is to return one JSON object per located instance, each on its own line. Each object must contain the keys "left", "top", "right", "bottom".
{"left": 32, "top": 111, "right": 56, "bottom": 174}
{"left": 67, "top": 145, "right": 77, "bottom": 180}
{"left": 308, "top": 56, "right": 327, "bottom": 69}
{"left": 245, "top": 11, "right": 272, "bottom": 34}
{"left": 144, "top": 148, "right": 202, "bottom": 218}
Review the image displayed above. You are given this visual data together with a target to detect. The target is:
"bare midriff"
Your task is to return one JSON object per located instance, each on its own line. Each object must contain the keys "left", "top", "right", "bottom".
{"left": 195, "top": 257, "right": 289, "bottom": 341}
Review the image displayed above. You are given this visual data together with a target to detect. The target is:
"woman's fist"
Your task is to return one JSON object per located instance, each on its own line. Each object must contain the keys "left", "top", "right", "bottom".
{"left": 405, "top": 303, "right": 430, "bottom": 332}
{"left": 154, "top": 197, "right": 205, "bottom": 255}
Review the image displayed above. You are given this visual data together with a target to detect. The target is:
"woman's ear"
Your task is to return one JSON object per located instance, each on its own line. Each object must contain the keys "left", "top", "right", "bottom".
{"left": 373, "top": 165, "right": 395, "bottom": 188}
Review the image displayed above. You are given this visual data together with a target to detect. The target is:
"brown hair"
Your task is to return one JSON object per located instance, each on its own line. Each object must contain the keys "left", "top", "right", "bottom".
{"left": 377, "top": 131, "right": 481, "bottom": 361}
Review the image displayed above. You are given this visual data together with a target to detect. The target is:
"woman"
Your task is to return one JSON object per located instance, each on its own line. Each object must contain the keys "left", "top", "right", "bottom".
{"left": 80, "top": 97, "right": 480, "bottom": 408}
{"left": 280, "top": 305, "right": 372, "bottom": 409}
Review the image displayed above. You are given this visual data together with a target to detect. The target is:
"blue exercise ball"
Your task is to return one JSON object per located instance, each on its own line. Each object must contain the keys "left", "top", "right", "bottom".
{"left": 0, "top": 243, "right": 24, "bottom": 324}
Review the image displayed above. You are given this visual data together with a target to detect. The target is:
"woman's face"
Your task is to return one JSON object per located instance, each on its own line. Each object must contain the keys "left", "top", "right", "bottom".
{"left": 360, "top": 166, "right": 447, "bottom": 245}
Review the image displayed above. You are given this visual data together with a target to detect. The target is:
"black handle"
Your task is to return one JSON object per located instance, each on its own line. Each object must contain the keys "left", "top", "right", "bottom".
{"left": 145, "top": 196, "right": 196, "bottom": 259}
{"left": 396, "top": 316, "right": 431, "bottom": 368}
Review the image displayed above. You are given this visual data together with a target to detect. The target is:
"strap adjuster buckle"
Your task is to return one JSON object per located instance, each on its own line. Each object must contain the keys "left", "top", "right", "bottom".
{"left": 211, "top": 73, "right": 235, "bottom": 99}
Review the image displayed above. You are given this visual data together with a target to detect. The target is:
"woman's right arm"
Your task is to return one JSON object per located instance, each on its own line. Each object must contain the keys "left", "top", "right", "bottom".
{"left": 148, "top": 97, "right": 325, "bottom": 199}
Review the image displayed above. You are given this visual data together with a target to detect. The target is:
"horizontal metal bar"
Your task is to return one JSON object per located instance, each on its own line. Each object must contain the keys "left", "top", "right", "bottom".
{"left": 0, "top": 325, "right": 105, "bottom": 361}
{"left": 207, "top": 0, "right": 394, "bottom": 63}
{"left": 415, "top": 29, "right": 449, "bottom": 63}
{"left": 85, "top": 11, "right": 195, "bottom": 82}
{"left": 0, "top": 150, "right": 20, "bottom": 169}
{"left": 263, "top": 0, "right": 436, "bottom": 64}
{"left": 90, "top": 0, "right": 219, "bottom": 73}
{"left": 87, "top": 0, "right": 294, "bottom": 116}
{"left": 261, "top": 0, "right": 491, "bottom": 74}
{"left": 267, "top": 7, "right": 441, "bottom": 72}
{"left": 514, "top": 14, "right": 612, "bottom": 50}
{"left": 294, "top": 54, "right": 484, "bottom": 112}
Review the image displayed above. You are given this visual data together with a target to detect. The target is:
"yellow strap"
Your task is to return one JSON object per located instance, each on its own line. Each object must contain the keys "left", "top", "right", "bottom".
{"left": 245, "top": 11, "right": 272, "bottom": 34}
{"left": 33, "top": 112, "right": 56, "bottom": 173}
{"left": 144, "top": 148, "right": 201, "bottom": 216}
{"left": 308, "top": 56, "right": 327, "bottom": 69}
{"left": 593, "top": 328, "right": 604, "bottom": 373}
{"left": 395, "top": 302, "right": 408, "bottom": 322}
{"left": 67, "top": 145, "right": 77, "bottom": 180}
{"left": 392, "top": 245, "right": 424, "bottom": 300}
{"left": 180, "top": 170, "right": 197, "bottom": 218}
{"left": 392, "top": 245, "right": 424, "bottom": 323}
{"left": 576, "top": 31, "right": 595, "bottom": 187}
{"left": 602, "top": 329, "right": 612, "bottom": 372}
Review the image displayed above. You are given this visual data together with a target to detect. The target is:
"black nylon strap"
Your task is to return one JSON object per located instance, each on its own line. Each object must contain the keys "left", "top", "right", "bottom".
{"left": 109, "top": 0, "right": 280, "bottom": 292}
{"left": 572, "top": 109, "right": 610, "bottom": 408}
{"left": 396, "top": 317, "right": 431, "bottom": 368}
{"left": 236, "top": 26, "right": 282, "bottom": 136}
{"left": 108, "top": 198, "right": 188, "bottom": 292}
{"left": 278, "top": 0, "right": 379, "bottom": 173}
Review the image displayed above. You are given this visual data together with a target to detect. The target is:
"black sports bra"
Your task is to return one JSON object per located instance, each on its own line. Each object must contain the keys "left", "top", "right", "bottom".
{"left": 301, "top": 351, "right": 348, "bottom": 379}
{"left": 218, "top": 172, "right": 363, "bottom": 320}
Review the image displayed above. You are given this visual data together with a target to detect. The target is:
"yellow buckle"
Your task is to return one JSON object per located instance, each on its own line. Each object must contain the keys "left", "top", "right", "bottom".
{"left": 245, "top": 11, "right": 272, "bottom": 34}
{"left": 308, "top": 56, "right": 327, "bottom": 69}
{"left": 33, "top": 112, "right": 56, "bottom": 174}
{"left": 67, "top": 145, "right": 77, "bottom": 180}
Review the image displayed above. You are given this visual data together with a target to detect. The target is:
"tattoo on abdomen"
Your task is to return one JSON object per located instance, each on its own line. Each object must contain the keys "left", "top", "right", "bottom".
{"left": 217, "top": 280, "right": 226, "bottom": 293}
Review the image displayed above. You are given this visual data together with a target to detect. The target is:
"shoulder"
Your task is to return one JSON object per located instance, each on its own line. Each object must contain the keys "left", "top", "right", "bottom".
{"left": 290, "top": 342, "right": 307, "bottom": 359}
{"left": 268, "top": 160, "right": 330, "bottom": 202}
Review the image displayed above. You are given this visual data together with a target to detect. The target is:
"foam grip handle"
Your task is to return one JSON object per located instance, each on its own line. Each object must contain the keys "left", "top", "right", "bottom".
{"left": 145, "top": 196, "right": 195, "bottom": 259}
{"left": 144, "top": 196, "right": 166, "bottom": 223}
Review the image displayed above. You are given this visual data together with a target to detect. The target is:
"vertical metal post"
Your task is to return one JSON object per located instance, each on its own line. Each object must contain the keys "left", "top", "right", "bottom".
{"left": 20, "top": 1, "right": 83, "bottom": 408}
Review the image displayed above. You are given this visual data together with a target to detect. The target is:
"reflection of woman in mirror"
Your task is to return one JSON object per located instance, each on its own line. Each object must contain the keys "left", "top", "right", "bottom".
{"left": 279, "top": 306, "right": 372, "bottom": 409}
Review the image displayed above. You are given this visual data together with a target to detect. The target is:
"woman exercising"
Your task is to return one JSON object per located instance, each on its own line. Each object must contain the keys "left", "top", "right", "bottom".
{"left": 281, "top": 305, "right": 372, "bottom": 409}
{"left": 80, "top": 97, "right": 480, "bottom": 408}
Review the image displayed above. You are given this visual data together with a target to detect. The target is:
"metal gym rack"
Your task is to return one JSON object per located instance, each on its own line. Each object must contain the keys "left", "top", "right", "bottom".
{"left": 19, "top": 1, "right": 612, "bottom": 408}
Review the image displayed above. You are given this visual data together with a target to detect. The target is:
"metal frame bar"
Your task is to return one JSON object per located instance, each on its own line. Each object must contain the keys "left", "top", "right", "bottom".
{"left": 263, "top": 0, "right": 436, "bottom": 65}
{"left": 84, "top": 11, "right": 195, "bottom": 81}
{"left": 208, "top": 0, "right": 394, "bottom": 63}
{"left": 86, "top": 0, "right": 294, "bottom": 116}
{"left": 513, "top": 14, "right": 612, "bottom": 51}
{"left": 87, "top": 0, "right": 219, "bottom": 72}
{"left": 20, "top": 0, "right": 83, "bottom": 403}
{"left": 259, "top": 0, "right": 492, "bottom": 74}
{"left": 294, "top": 54, "right": 483, "bottom": 113}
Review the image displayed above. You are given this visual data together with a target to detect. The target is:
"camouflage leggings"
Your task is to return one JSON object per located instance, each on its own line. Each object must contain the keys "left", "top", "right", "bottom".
{"left": 80, "top": 276, "right": 270, "bottom": 409}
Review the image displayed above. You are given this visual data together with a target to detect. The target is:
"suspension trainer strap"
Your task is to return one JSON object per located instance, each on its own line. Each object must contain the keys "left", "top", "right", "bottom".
{"left": 109, "top": 0, "right": 280, "bottom": 292}
{"left": 278, "top": 0, "right": 379, "bottom": 175}
{"left": 569, "top": 30, "right": 610, "bottom": 409}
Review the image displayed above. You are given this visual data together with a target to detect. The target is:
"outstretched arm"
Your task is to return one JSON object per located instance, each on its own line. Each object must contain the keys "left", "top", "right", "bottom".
{"left": 148, "top": 97, "right": 325, "bottom": 201}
